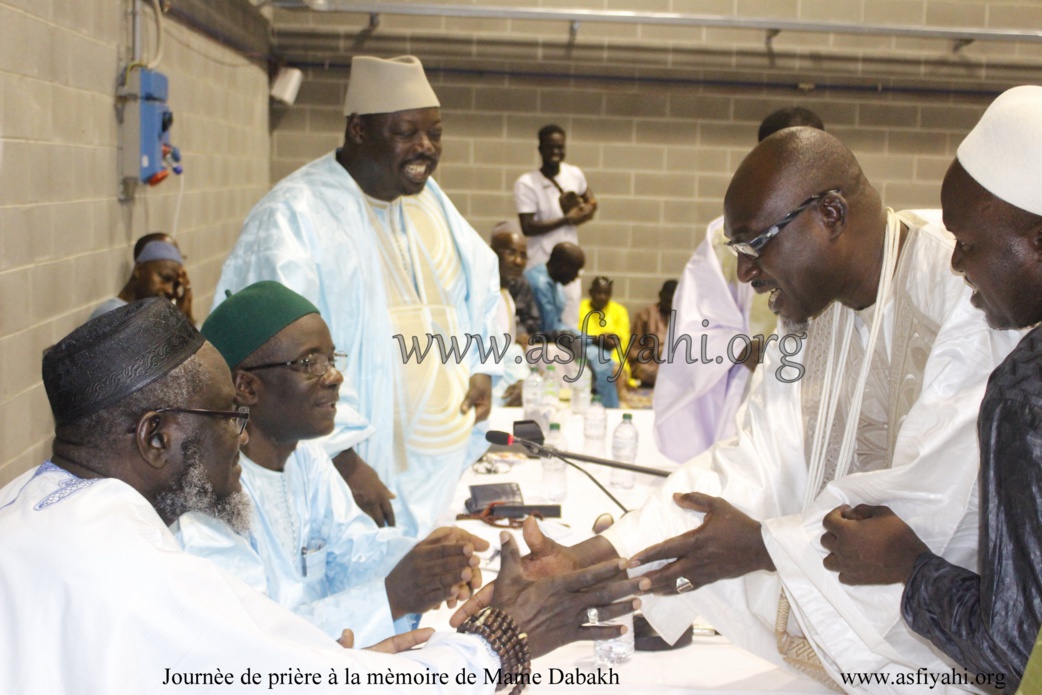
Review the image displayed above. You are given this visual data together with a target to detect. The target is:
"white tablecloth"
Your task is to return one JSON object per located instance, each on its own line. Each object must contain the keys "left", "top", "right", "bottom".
{"left": 422, "top": 407, "right": 830, "bottom": 694}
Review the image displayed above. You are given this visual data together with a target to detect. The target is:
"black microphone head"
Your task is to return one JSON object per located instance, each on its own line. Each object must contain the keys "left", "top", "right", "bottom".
{"left": 485, "top": 430, "right": 514, "bottom": 446}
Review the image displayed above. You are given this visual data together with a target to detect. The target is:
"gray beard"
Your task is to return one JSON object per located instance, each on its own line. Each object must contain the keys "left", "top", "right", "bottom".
{"left": 156, "top": 436, "right": 252, "bottom": 534}
{"left": 781, "top": 318, "right": 810, "bottom": 336}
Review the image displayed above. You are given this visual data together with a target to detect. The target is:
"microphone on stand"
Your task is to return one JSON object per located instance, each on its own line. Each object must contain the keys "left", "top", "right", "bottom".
{"left": 486, "top": 430, "right": 667, "bottom": 513}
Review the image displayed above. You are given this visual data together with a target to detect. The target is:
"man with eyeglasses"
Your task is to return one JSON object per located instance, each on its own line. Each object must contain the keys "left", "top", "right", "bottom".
{"left": 176, "top": 281, "right": 490, "bottom": 647}
{"left": 458, "top": 127, "right": 1022, "bottom": 690}
{"left": 0, "top": 296, "right": 649, "bottom": 692}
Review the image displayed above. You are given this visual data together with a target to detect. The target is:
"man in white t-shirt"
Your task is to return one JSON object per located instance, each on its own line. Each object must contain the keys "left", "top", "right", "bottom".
{"left": 514, "top": 124, "right": 597, "bottom": 327}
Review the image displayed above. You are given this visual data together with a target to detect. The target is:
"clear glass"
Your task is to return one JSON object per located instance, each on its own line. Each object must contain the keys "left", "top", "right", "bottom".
{"left": 594, "top": 613, "right": 635, "bottom": 664}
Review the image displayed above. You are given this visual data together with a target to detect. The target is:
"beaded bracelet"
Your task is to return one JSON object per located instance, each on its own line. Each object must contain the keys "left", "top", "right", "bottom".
{"left": 457, "top": 606, "right": 532, "bottom": 695}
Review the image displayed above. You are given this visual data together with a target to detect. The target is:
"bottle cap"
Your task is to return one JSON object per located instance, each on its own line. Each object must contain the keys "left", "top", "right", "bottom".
{"left": 622, "top": 413, "right": 633, "bottom": 421}
{"left": 550, "top": 423, "right": 561, "bottom": 430}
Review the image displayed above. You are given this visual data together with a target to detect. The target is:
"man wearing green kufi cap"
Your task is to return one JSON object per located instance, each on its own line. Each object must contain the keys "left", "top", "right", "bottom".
{"left": 178, "top": 281, "right": 491, "bottom": 647}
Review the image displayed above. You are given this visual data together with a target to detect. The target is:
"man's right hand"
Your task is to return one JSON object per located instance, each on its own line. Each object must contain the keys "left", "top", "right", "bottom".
{"left": 337, "top": 627, "right": 435, "bottom": 653}
{"left": 384, "top": 527, "right": 489, "bottom": 619}
{"left": 471, "top": 532, "right": 648, "bottom": 660}
{"left": 821, "top": 504, "right": 929, "bottom": 585}
{"left": 332, "top": 449, "right": 396, "bottom": 527}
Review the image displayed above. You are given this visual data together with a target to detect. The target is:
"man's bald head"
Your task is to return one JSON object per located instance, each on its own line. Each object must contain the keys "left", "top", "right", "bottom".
{"left": 491, "top": 230, "right": 528, "bottom": 286}
{"left": 491, "top": 230, "right": 523, "bottom": 252}
{"left": 724, "top": 128, "right": 885, "bottom": 326}
{"left": 727, "top": 128, "right": 865, "bottom": 215}
{"left": 547, "top": 242, "right": 585, "bottom": 286}
{"left": 757, "top": 107, "right": 825, "bottom": 143}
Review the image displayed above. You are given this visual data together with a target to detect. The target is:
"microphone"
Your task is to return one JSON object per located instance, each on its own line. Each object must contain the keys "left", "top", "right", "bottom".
{"left": 485, "top": 430, "right": 515, "bottom": 446}
{"left": 485, "top": 430, "right": 669, "bottom": 479}
{"left": 487, "top": 429, "right": 668, "bottom": 513}
{"left": 486, "top": 430, "right": 628, "bottom": 512}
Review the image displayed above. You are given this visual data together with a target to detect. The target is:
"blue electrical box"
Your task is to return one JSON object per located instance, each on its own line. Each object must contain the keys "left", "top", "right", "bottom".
{"left": 121, "top": 68, "right": 175, "bottom": 192}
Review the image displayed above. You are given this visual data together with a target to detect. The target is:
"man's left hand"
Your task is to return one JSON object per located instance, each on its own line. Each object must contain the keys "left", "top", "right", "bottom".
{"left": 460, "top": 374, "right": 492, "bottom": 422}
{"left": 629, "top": 492, "right": 775, "bottom": 594}
{"left": 821, "top": 504, "right": 929, "bottom": 585}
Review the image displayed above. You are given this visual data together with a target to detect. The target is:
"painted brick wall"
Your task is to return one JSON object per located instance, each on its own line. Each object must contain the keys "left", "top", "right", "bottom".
{"left": 269, "top": 0, "right": 1042, "bottom": 313}
{"left": 0, "top": 1, "right": 270, "bottom": 485}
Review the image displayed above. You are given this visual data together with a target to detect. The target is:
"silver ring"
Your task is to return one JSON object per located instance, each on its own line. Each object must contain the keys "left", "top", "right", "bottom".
{"left": 676, "top": 577, "right": 694, "bottom": 594}
{"left": 586, "top": 608, "right": 599, "bottom": 625}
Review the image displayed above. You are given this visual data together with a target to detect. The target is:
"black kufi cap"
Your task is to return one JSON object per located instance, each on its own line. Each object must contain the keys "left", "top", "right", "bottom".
{"left": 44, "top": 298, "right": 205, "bottom": 426}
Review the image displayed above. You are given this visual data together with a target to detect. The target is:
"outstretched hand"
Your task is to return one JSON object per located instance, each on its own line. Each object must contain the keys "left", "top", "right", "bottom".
{"left": 368, "top": 628, "right": 436, "bottom": 653}
{"left": 449, "top": 516, "right": 584, "bottom": 627}
{"left": 386, "top": 527, "right": 490, "bottom": 619}
{"left": 630, "top": 492, "right": 774, "bottom": 594}
{"left": 821, "top": 504, "right": 929, "bottom": 585}
{"left": 476, "top": 531, "right": 648, "bottom": 659}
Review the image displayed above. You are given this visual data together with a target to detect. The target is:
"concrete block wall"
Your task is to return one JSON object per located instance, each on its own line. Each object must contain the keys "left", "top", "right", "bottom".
{"left": 0, "top": 1, "right": 271, "bottom": 485}
{"left": 270, "top": 0, "right": 1042, "bottom": 316}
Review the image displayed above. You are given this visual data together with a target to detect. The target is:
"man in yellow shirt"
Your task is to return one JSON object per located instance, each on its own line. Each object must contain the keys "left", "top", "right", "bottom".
{"left": 579, "top": 276, "right": 634, "bottom": 400}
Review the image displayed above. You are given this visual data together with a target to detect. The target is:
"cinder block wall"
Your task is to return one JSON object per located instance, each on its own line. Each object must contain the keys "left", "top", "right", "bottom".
{"left": 0, "top": 1, "right": 271, "bottom": 485}
{"left": 270, "top": 0, "right": 1042, "bottom": 313}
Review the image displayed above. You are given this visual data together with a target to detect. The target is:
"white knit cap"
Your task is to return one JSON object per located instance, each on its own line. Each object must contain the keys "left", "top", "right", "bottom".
{"left": 343, "top": 55, "right": 440, "bottom": 117}
{"left": 957, "top": 85, "right": 1042, "bottom": 216}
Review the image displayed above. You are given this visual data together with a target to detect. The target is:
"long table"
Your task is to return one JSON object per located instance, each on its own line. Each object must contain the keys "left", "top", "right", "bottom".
{"left": 422, "top": 407, "right": 830, "bottom": 694}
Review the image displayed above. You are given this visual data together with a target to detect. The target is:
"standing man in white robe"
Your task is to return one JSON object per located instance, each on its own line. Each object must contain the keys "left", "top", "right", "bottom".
{"left": 0, "top": 297, "right": 648, "bottom": 693}
{"left": 214, "top": 56, "right": 502, "bottom": 538}
{"left": 654, "top": 107, "right": 824, "bottom": 463}
{"left": 456, "top": 128, "right": 1021, "bottom": 693}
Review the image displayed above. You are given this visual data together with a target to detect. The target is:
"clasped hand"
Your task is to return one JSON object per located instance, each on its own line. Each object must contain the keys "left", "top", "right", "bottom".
{"left": 385, "top": 527, "right": 490, "bottom": 619}
{"left": 820, "top": 504, "right": 929, "bottom": 585}
{"left": 450, "top": 519, "right": 649, "bottom": 659}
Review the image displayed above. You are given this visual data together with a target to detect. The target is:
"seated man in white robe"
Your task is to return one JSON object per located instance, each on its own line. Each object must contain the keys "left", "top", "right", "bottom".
{"left": 455, "top": 128, "right": 1021, "bottom": 692}
{"left": 176, "top": 281, "right": 490, "bottom": 647}
{"left": 0, "top": 297, "right": 647, "bottom": 693}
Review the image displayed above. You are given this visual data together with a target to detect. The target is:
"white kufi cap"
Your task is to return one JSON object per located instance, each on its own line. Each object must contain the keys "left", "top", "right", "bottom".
{"left": 343, "top": 55, "right": 440, "bottom": 117}
{"left": 957, "top": 85, "right": 1042, "bottom": 216}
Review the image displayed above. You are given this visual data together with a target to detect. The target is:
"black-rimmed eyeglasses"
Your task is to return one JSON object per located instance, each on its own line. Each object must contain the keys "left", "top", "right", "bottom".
{"left": 241, "top": 352, "right": 347, "bottom": 378}
{"left": 726, "top": 188, "right": 840, "bottom": 259}
{"left": 153, "top": 406, "right": 250, "bottom": 435}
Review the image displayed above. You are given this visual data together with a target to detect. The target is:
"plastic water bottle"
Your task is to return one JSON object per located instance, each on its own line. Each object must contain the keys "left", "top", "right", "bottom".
{"left": 522, "top": 367, "right": 543, "bottom": 417}
{"left": 594, "top": 612, "right": 635, "bottom": 664}
{"left": 571, "top": 359, "right": 592, "bottom": 415}
{"left": 611, "top": 413, "right": 638, "bottom": 489}
{"left": 543, "top": 364, "right": 559, "bottom": 404}
{"left": 583, "top": 394, "right": 607, "bottom": 441}
{"left": 541, "top": 423, "right": 567, "bottom": 503}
